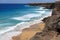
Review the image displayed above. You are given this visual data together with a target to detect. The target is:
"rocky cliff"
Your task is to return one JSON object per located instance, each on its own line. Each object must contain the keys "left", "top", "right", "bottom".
{"left": 28, "top": 3, "right": 55, "bottom": 9}
{"left": 30, "top": 2, "right": 60, "bottom": 40}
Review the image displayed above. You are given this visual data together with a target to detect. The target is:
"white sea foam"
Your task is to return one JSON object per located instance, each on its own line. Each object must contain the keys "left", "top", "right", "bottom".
{"left": 35, "top": 11, "right": 46, "bottom": 13}
{"left": 11, "top": 13, "right": 42, "bottom": 21}
{"left": 11, "top": 10, "right": 51, "bottom": 21}
{"left": 11, "top": 8, "right": 51, "bottom": 21}
{"left": 0, "top": 31, "right": 22, "bottom": 40}
{"left": 0, "top": 7, "right": 52, "bottom": 40}
{"left": 0, "top": 10, "right": 52, "bottom": 35}
{"left": 0, "top": 22, "right": 25, "bottom": 35}
{"left": 10, "top": 7, "right": 47, "bottom": 21}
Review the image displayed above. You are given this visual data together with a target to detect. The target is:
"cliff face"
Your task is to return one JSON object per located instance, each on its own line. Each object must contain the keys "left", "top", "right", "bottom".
{"left": 28, "top": 3, "right": 55, "bottom": 9}
{"left": 30, "top": 2, "right": 60, "bottom": 40}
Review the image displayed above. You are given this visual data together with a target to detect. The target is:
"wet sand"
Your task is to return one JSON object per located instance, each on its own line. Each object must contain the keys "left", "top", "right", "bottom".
{"left": 0, "top": 31, "right": 21, "bottom": 40}
{"left": 12, "top": 22, "right": 45, "bottom": 40}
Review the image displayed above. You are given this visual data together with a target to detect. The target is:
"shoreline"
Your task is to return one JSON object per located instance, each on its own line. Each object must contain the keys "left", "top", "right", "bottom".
{"left": 0, "top": 8, "right": 52, "bottom": 40}
{"left": 12, "top": 22, "right": 45, "bottom": 40}
{"left": 0, "top": 21, "right": 43, "bottom": 40}
{"left": 11, "top": 11, "right": 52, "bottom": 40}
{"left": 0, "top": 1, "right": 60, "bottom": 40}
{"left": 0, "top": 19, "right": 43, "bottom": 40}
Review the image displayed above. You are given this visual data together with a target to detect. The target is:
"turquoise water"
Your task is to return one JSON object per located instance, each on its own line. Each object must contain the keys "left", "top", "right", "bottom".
{"left": 0, "top": 4, "right": 52, "bottom": 34}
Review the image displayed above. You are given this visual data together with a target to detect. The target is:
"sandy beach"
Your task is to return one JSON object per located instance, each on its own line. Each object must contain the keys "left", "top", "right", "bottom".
{"left": 0, "top": 21, "right": 45, "bottom": 40}
{"left": 12, "top": 22, "right": 45, "bottom": 40}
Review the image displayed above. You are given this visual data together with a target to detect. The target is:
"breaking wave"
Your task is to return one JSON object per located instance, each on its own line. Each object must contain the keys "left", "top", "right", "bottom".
{"left": 0, "top": 6, "right": 52, "bottom": 35}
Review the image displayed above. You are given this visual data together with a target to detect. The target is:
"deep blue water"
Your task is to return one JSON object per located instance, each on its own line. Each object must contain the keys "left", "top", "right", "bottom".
{"left": 0, "top": 4, "right": 52, "bottom": 34}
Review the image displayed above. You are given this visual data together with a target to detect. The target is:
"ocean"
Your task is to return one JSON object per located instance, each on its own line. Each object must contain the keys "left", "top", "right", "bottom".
{"left": 0, "top": 4, "right": 52, "bottom": 35}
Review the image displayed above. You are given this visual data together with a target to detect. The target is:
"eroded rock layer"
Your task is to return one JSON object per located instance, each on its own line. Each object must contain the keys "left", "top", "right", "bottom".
{"left": 30, "top": 2, "right": 60, "bottom": 40}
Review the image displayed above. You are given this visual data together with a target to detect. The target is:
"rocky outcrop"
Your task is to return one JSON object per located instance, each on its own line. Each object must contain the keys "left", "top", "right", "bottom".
{"left": 30, "top": 1, "right": 60, "bottom": 40}
{"left": 28, "top": 3, "right": 55, "bottom": 9}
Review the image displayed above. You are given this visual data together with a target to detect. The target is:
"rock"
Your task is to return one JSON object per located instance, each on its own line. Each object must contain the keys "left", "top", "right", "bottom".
{"left": 30, "top": 1, "right": 60, "bottom": 40}
{"left": 28, "top": 3, "right": 55, "bottom": 9}
{"left": 30, "top": 31, "right": 58, "bottom": 40}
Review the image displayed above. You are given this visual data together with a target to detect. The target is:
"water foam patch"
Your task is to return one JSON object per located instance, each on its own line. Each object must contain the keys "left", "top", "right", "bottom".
{"left": 11, "top": 13, "right": 42, "bottom": 21}
{"left": 35, "top": 11, "right": 46, "bottom": 13}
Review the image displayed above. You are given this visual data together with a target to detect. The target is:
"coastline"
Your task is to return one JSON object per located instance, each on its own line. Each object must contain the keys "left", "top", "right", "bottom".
{"left": 11, "top": 8, "right": 52, "bottom": 40}
{"left": 0, "top": 4, "right": 52, "bottom": 40}
{"left": 12, "top": 22, "right": 45, "bottom": 40}
{"left": 29, "top": 1, "right": 60, "bottom": 40}
{"left": 0, "top": 1, "right": 60, "bottom": 40}
{"left": 11, "top": 12, "right": 52, "bottom": 40}
{"left": 0, "top": 14, "right": 51, "bottom": 40}
{"left": 0, "top": 20, "right": 45, "bottom": 40}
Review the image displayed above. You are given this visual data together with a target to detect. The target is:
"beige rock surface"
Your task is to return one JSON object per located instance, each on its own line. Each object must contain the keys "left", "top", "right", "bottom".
{"left": 12, "top": 22, "right": 45, "bottom": 40}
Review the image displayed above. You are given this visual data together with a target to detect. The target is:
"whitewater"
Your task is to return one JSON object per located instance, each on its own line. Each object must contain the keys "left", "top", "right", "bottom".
{"left": 0, "top": 5, "right": 52, "bottom": 40}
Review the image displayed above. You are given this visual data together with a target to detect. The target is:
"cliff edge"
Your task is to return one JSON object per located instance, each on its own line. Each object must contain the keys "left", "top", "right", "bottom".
{"left": 30, "top": 1, "right": 60, "bottom": 40}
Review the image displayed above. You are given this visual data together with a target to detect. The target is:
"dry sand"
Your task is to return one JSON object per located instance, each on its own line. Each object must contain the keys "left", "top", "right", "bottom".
{"left": 12, "top": 22, "right": 45, "bottom": 40}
